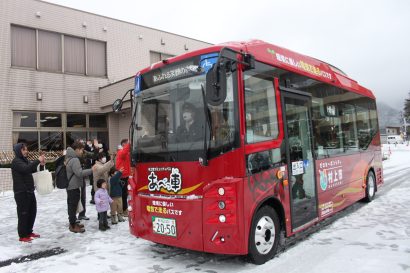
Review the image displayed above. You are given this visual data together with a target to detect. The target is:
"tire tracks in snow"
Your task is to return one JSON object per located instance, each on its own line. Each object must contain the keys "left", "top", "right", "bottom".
{"left": 0, "top": 247, "right": 66, "bottom": 268}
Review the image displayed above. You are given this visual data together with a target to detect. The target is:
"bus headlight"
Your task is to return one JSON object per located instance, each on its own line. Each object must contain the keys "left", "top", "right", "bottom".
{"left": 218, "top": 188, "right": 225, "bottom": 196}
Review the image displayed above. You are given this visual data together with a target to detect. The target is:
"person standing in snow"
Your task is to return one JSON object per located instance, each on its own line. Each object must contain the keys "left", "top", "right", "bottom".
{"left": 95, "top": 178, "right": 113, "bottom": 231}
{"left": 65, "top": 141, "right": 96, "bottom": 233}
{"left": 83, "top": 139, "right": 98, "bottom": 207}
{"left": 78, "top": 139, "right": 101, "bottom": 219}
{"left": 115, "top": 139, "right": 131, "bottom": 214}
{"left": 109, "top": 167, "right": 125, "bottom": 225}
{"left": 11, "top": 143, "right": 45, "bottom": 242}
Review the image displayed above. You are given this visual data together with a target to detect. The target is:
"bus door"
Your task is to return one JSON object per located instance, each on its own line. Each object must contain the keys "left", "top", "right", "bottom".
{"left": 282, "top": 91, "right": 318, "bottom": 231}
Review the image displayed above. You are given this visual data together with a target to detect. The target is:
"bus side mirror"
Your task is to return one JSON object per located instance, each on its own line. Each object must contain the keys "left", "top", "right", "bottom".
{"left": 205, "top": 63, "right": 227, "bottom": 106}
{"left": 112, "top": 99, "right": 123, "bottom": 112}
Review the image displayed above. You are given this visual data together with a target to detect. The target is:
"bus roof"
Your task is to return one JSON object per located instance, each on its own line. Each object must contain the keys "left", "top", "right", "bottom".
{"left": 138, "top": 39, "right": 374, "bottom": 99}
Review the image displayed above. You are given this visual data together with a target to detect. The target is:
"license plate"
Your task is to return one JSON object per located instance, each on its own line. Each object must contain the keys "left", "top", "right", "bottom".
{"left": 152, "top": 216, "right": 177, "bottom": 237}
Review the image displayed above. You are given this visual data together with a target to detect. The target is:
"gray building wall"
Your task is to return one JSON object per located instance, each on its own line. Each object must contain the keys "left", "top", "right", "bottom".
{"left": 0, "top": 0, "right": 210, "bottom": 151}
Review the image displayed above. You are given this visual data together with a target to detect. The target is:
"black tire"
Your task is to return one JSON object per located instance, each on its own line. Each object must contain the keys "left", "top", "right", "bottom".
{"left": 363, "top": 171, "right": 376, "bottom": 202}
{"left": 248, "top": 206, "right": 280, "bottom": 265}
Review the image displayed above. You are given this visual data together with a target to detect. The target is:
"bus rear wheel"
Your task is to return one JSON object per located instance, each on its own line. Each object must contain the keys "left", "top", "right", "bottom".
{"left": 364, "top": 171, "right": 376, "bottom": 202}
{"left": 248, "top": 206, "right": 280, "bottom": 265}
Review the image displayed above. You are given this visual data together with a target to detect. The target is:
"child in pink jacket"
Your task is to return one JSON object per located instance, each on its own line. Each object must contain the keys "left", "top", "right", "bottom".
{"left": 95, "top": 178, "right": 113, "bottom": 231}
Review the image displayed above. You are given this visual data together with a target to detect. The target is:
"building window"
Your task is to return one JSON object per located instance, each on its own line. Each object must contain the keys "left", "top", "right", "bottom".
{"left": 89, "top": 114, "right": 107, "bottom": 128}
{"left": 11, "top": 25, "right": 36, "bottom": 68}
{"left": 38, "top": 30, "right": 62, "bottom": 72}
{"left": 87, "top": 39, "right": 107, "bottom": 77}
{"left": 67, "top": 114, "right": 86, "bottom": 127}
{"left": 10, "top": 25, "right": 106, "bottom": 77}
{"left": 13, "top": 132, "right": 39, "bottom": 151}
{"left": 40, "top": 132, "right": 63, "bottom": 151}
{"left": 13, "top": 112, "right": 108, "bottom": 151}
{"left": 88, "top": 131, "right": 109, "bottom": 145}
{"left": 66, "top": 131, "right": 87, "bottom": 147}
{"left": 40, "top": 113, "right": 62, "bottom": 127}
{"left": 149, "top": 51, "right": 174, "bottom": 64}
{"left": 64, "top": 35, "right": 85, "bottom": 75}
{"left": 13, "top": 112, "right": 37, "bottom": 127}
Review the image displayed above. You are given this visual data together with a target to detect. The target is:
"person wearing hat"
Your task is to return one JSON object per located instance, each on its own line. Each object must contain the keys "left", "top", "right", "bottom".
{"left": 11, "top": 143, "right": 45, "bottom": 242}
{"left": 176, "top": 102, "right": 203, "bottom": 142}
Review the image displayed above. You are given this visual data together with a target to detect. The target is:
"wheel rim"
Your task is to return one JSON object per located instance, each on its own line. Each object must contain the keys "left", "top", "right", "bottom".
{"left": 368, "top": 175, "right": 375, "bottom": 197}
{"left": 254, "top": 215, "right": 276, "bottom": 255}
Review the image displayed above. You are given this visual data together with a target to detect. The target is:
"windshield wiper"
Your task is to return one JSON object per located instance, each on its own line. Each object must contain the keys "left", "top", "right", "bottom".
{"left": 200, "top": 84, "right": 211, "bottom": 166}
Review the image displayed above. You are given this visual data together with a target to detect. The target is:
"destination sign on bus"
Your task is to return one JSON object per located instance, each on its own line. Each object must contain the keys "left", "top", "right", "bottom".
{"left": 141, "top": 60, "right": 201, "bottom": 90}
{"left": 141, "top": 53, "right": 218, "bottom": 91}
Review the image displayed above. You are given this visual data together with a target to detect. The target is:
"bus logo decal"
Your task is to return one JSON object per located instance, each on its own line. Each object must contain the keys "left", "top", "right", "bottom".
{"left": 320, "top": 170, "right": 328, "bottom": 191}
{"left": 319, "top": 160, "right": 344, "bottom": 191}
{"left": 200, "top": 53, "right": 218, "bottom": 73}
{"left": 148, "top": 168, "right": 182, "bottom": 193}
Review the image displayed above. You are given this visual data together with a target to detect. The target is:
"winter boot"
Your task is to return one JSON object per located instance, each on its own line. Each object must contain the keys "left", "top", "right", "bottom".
{"left": 122, "top": 209, "right": 129, "bottom": 217}
{"left": 99, "top": 223, "right": 107, "bottom": 231}
{"left": 69, "top": 224, "right": 85, "bottom": 233}
{"left": 112, "top": 214, "right": 118, "bottom": 225}
{"left": 118, "top": 214, "right": 125, "bottom": 222}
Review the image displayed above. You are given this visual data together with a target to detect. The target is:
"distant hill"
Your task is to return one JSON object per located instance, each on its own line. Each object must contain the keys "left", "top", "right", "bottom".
{"left": 377, "top": 101, "right": 402, "bottom": 129}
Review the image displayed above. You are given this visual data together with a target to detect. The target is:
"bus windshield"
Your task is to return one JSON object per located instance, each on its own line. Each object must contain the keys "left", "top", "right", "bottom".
{"left": 132, "top": 58, "right": 237, "bottom": 163}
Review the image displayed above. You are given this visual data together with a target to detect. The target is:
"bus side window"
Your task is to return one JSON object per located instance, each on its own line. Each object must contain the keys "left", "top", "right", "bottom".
{"left": 246, "top": 149, "right": 282, "bottom": 175}
{"left": 244, "top": 69, "right": 279, "bottom": 144}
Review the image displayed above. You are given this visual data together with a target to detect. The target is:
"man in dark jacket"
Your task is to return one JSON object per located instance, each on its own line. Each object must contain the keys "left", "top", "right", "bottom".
{"left": 11, "top": 143, "right": 45, "bottom": 242}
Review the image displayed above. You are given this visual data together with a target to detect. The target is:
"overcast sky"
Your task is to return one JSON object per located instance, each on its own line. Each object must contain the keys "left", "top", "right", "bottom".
{"left": 46, "top": 0, "right": 410, "bottom": 109}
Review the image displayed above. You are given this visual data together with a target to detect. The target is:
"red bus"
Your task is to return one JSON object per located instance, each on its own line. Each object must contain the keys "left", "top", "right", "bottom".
{"left": 113, "top": 40, "right": 383, "bottom": 264}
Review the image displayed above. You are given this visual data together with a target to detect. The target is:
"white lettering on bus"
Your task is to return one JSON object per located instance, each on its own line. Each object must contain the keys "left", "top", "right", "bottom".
{"left": 153, "top": 65, "right": 199, "bottom": 83}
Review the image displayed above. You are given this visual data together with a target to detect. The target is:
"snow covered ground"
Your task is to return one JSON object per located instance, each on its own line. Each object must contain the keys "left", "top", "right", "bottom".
{"left": 1, "top": 144, "right": 410, "bottom": 273}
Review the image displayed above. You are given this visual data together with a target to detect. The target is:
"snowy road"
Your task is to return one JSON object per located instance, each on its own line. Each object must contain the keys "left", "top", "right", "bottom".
{"left": 1, "top": 144, "right": 409, "bottom": 273}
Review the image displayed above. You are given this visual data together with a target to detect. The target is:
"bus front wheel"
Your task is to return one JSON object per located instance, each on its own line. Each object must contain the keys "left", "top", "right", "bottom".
{"left": 364, "top": 171, "right": 376, "bottom": 202}
{"left": 248, "top": 206, "right": 280, "bottom": 265}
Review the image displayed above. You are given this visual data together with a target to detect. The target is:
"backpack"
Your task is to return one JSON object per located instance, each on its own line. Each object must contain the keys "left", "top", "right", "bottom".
{"left": 55, "top": 158, "right": 74, "bottom": 189}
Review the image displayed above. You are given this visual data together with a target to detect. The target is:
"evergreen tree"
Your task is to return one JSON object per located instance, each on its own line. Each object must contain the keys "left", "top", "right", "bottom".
{"left": 404, "top": 92, "right": 410, "bottom": 119}
{"left": 403, "top": 92, "right": 410, "bottom": 136}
